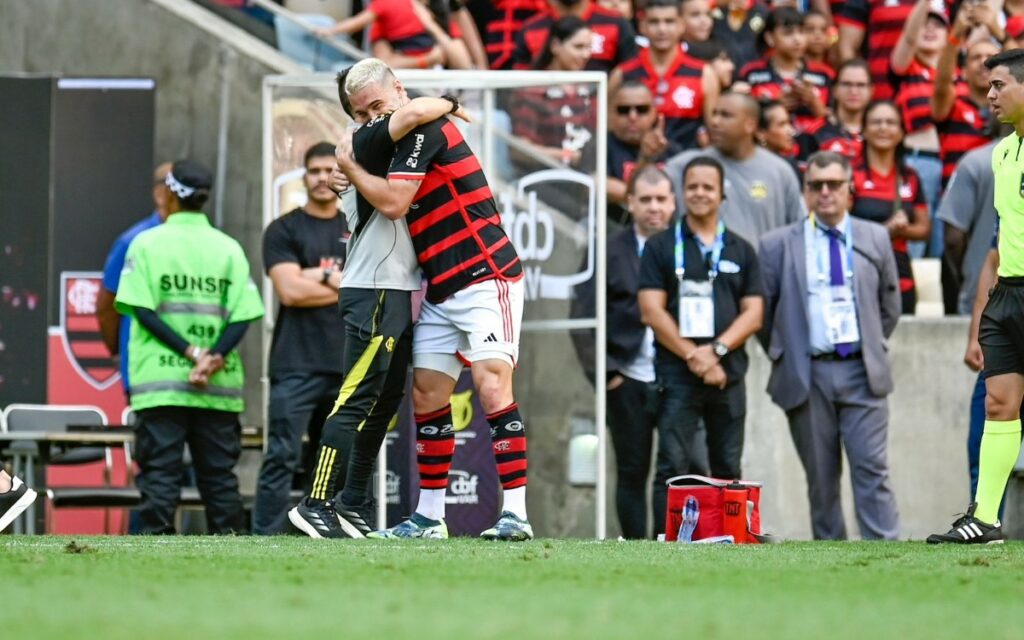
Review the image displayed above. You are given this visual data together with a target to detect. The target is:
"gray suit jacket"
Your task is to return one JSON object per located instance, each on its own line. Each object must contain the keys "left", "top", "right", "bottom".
{"left": 758, "top": 217, "right": 901, "bottom": 410}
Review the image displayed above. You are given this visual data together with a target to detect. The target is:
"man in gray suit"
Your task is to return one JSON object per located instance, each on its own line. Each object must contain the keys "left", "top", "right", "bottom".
{"left": 758, "top": 151, "right": 902, "bottom": 540}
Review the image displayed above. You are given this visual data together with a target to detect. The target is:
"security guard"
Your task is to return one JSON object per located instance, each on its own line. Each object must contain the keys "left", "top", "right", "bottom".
{"left": 116, "top": 160, "right": 264, "bottom": 534}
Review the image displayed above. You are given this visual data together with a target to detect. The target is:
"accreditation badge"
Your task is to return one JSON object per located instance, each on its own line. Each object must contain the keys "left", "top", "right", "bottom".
{"left": 823, "top": 285, "right": 860, "bottom": 345}
{"left": 678, "top": 279, "right": 715, "bottom": 338}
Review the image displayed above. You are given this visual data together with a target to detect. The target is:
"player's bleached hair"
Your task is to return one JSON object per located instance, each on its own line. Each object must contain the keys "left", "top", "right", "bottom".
{"left": 344, "top": 58, "right": 395, "bottom": 98}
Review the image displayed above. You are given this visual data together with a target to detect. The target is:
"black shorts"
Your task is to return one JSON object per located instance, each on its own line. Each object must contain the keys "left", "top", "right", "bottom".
{"left": 979, "top": 277, "right": 1024, "bottom": 378}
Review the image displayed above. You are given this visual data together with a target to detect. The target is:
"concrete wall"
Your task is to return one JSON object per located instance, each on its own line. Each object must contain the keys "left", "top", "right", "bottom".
{"left": 0, "top": 0, "right": 307, "bottom": 427}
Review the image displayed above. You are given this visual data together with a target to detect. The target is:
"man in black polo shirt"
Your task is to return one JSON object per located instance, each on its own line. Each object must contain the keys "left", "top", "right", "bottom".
{"left": 638, "top": 156, "right": 763, "bottom": 531}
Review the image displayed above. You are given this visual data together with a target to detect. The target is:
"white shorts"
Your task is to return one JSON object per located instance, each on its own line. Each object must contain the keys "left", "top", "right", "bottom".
{"left": 413, "top": 278, "right": 524, "bottom": 380}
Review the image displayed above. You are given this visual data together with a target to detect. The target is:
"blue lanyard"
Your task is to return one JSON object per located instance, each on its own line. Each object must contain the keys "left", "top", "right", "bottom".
{"left": 675, "top": 219, "right": 726, "bottom": 282}
{"left": 807, "top": 214, "right": 854, "bottom": 285}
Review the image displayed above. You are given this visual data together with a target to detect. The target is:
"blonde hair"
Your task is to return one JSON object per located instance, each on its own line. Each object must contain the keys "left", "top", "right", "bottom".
{"left": 344, "top": 58, "right": 395, "bottom": 98}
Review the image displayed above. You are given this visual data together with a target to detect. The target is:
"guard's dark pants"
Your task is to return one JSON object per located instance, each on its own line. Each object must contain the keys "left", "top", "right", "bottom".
{"left": 308, "top": 288, "right": 413, "bottom": 504}
{"left": 653, "top": 367, "right": 746, "bottom": 537}
{"left": 135, "top": 406, "right": 243, "bottom": 534}
{"left": 252, "top": 371, "right": 342, "bottom": 534}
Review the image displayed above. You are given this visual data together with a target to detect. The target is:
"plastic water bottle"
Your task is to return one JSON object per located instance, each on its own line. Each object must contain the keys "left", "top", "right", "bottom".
{"left": 677, "top": 495, "right": 699, "bottom": 543}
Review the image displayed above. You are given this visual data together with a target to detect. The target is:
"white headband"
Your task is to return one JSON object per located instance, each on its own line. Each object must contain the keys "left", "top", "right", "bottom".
{"left": 165, "top": 171, "right": 196, "bottom": 198}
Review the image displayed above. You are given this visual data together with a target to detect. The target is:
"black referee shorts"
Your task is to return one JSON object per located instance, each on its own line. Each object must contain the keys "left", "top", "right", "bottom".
{"left": 979, "top": 277, "right": 1024, "bottom": 378}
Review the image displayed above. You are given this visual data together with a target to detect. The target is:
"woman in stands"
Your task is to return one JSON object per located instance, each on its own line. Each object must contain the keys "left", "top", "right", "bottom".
{"left": 850, "top": 101, "right": 931, "bottom": 315}
{"left": 757, "top": 99, "right": 800, "bottom": 180}
{"left": 796, "top": 58, "right": 872, "bottom": 165}
{"left": 313, "top": 0, "right": 473, "bottom": 69}
{"left": 509, "top": 15, "right": 596, "bottom": 170}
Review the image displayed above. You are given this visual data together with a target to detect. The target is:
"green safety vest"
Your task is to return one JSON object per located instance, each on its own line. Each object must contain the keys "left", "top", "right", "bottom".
{"left": 115, "top": 212, "right": 264, "bottom": 412}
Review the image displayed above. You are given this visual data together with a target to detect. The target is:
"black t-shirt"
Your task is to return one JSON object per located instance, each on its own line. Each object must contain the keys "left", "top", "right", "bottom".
{"left": 263, "top": 207, "right": 348, "bottom": 375}
{"left": 638, "top": 218, "right": 762, "bottom": 384}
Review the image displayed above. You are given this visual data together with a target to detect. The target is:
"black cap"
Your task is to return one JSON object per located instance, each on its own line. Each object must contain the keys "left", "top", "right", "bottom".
{"left": 169, "top": 159, "right": 213, "bottom": 192}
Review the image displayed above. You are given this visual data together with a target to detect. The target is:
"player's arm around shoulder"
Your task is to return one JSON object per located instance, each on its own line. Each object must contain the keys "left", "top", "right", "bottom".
{"left": 387, "top": 96, "right": 471, "bottom": 142}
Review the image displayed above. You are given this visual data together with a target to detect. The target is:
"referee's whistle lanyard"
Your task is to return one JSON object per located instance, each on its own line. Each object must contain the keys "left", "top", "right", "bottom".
{"left": 674, "top": 218, "right": 726, "bottom": 286}
{"left": 807, "top": 212, "right": 854, "bottom": 291}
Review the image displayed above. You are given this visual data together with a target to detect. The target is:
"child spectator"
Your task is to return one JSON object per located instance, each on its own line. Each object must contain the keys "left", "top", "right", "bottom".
{"left": 802, "top": 9, "right": 832, "bottom": 65}
{"left": 689, "top": 39, "right": 737, "bottom": 92}
{"left": 681, "top": 0, "right": 715, "bottom": 48}
{"left": 739, "top": 7, "right": 833, "bottom": 133}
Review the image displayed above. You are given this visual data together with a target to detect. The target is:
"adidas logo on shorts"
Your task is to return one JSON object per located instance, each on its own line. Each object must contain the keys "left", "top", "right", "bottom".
{"left": 483, "top": 333, "right": 498, "bottom": 343}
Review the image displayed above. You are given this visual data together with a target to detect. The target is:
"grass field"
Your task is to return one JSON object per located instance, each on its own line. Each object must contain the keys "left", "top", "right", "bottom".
{"left": 4, "top": 537, "right": 1024, "bottom": 640}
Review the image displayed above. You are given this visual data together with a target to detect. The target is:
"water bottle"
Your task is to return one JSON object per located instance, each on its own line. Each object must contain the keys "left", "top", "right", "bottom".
{"left": 676, "top": 495, "right": 699, "bottom": 543}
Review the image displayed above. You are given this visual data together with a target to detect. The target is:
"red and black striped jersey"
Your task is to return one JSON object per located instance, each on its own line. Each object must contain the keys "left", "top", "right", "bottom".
{"left": 936, "top": 94, "right": 993, "bottom": 187}
{"left": 739, "top": 58, "right": 834, "bottom": 133}
{"left": 617, "top": 48, "right": 706, "bottom": 150}
{"left": 511, "top": 1, "right": 638, "bottom": 72}
{"left": 796, "top": 118, "right": 863, "bottom": 164}
{"left": 850, "top": 164, "right": 926, "bottom": 293}
{"left": 833, "top": 0, "right": 915, "bottom": 101}
{"left": 387, "top": 119, "right": 522, "bottom": 302}
{"left": 891, "top": 59, "right": 937, "bottom": 135}
{"left": 367, "top": 0, "right": 434, "bottom": 54}
{"left": 469, "top": 0, "right": 548, "bottom": 70}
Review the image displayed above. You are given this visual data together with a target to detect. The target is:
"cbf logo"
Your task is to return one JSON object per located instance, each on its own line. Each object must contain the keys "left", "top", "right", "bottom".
{"left": 498, "top": 169, "right": 596, "bottom": 300}
{"left": 445, "top": 470, "right": 480, "bottom": 505}
{"left": 59, "top": 272, "right": 119, "bottom": 390}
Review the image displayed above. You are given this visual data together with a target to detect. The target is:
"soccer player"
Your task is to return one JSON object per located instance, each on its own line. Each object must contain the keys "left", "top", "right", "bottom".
{"left": 287, "top": 72, "right": 473, "bottom": 539}
{"left": 334, "top": 58, "right": 533, "bottom": 541}
{"left": 928, "top": 49, "right": 1024, "bottom": 544}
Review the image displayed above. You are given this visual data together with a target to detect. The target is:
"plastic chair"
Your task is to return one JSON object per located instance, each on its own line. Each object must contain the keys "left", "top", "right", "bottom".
{"left": 1, "top": 404, "right": 112, "bottom": 533}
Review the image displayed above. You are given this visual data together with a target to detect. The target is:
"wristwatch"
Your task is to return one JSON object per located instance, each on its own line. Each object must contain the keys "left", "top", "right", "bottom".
{"left": 711, "top": 340, "right": 729, "bottom": 358}
{"left": 438, "top": 93, "right": 458, "bottom": 113}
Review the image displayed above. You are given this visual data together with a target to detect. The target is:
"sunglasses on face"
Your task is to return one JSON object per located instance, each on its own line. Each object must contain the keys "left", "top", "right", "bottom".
{"left": 615, "top": 104, "right": 653, "bottom": 115}
{"left": 806, "top": 179, "right": 848, "bottom": 192}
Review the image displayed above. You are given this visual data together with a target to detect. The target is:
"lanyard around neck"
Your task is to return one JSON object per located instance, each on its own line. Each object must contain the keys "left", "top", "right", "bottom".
{"left": 807, "top": 213, "right": 854, "bottom": 285}
{"left": 675, "top": 218, "right": 726, "bottom": 282}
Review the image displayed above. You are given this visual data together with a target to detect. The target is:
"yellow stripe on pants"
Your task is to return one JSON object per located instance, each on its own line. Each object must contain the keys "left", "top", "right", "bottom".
{"left": 310, "top": 446, "right": 337, "bottom": 500}
{"left": 329, "top": 335, "right": 384, "bottom": 418}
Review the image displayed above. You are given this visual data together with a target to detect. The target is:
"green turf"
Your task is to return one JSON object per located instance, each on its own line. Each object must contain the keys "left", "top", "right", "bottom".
{"left": 3, "top": 537, "right": 1024, "bottom": 639}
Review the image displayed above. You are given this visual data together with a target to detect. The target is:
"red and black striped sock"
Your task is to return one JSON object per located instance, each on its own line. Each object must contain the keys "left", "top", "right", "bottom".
{"left": 488, "top": 403, "right": 527, "bottom": 490}
{"left": 416, "top": 405, "right": 455, "bottom": 491}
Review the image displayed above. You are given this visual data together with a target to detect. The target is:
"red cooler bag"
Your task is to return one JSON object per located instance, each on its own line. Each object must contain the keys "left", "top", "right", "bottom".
{"left": 664, "top": 475, "right": 764, "bottom": 543}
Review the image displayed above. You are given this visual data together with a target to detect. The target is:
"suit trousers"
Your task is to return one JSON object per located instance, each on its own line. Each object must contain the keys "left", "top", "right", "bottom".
{"left": 607, "top": 375, "right": 659, "bottom": 539}
{"left": 785, "top": 359, "right": 900, "bottom": 540}
{"left": 135, "top": 406, "right": 244, "bottom": 535}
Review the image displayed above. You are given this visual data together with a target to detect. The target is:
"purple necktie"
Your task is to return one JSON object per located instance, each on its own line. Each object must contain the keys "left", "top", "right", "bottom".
{"left": 827, "top": 228, "right": 853, "bottom": 357}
